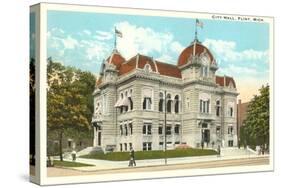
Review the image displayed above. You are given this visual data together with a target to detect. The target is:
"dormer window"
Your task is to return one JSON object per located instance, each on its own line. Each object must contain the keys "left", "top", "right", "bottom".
{"left": 144, "top": 63, "right": 152, "bottom": 72}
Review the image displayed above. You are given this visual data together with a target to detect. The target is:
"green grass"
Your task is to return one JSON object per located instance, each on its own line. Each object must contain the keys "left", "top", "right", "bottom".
{"left": 53, "top": 160, "right": 95, "bottom": 167}
{"left": 81, "top": 148, "right": 217, "bottom": 161}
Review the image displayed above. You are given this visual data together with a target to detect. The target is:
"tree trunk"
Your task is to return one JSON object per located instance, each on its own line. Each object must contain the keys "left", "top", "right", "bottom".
{"left": 59, "top": 131, "right": 63, "bottom": 161}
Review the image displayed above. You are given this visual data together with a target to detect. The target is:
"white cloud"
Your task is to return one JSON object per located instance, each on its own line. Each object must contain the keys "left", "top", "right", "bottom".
{"left": 218, "top": 64, "right": 258, "bottom": 77}
{"left": 95, "top": 31, "right": 113, "bottom": 41}
{"left": 203, "top": 38, "right": 268, "bottom": 63}
{"left": 61, "top": 35, "right": 78, "bottom": 49}
{"left": 115, "top": 21, "right": 184, "bottom": 62}
{"left": 86, "top": 41, "right": 109, "bottom": 61}
{"left": 83, "top": 29, "right": 91, "bottom": 35}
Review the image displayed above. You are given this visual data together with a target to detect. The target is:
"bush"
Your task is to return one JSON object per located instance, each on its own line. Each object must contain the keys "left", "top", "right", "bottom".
{"left": 81, "top": 148, "right": 217, "bottom": 161}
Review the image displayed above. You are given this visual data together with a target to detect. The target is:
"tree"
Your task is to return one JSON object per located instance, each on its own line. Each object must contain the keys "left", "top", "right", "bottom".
{"left": 47, "top": 58, "right": 96, "bottom": 161}
{"left": 242, "top": 85, "right": 269, "bottom": 150}
{"left": 30, "top": 58, "right": 36, "bottom": 165}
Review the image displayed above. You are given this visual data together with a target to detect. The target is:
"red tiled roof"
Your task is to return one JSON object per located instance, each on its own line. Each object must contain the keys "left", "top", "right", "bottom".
{"left": 156, "top": 60, "right": 182, "bottom": 78}
{"left": 106, "top": 51, "right": 125, "bottom": 69}
{"left": 118, "top": 54, "right": 182, "bottom": 79}
{"left": 216, "top": 76, "right": 236, "bottom": 88}
{"left": 178, "top": 42, "right": 215, "bottom": 67}
{"left": 119, "top": 56, "right": 137, "bottom": 76}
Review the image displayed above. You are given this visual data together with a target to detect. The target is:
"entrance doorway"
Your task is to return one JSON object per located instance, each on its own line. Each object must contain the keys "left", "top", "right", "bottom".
{"left": 98, "top": 132, "right": 101, "bottom": 146}
{"left": 201, "top": 129, "right": 210, "bottom": 147}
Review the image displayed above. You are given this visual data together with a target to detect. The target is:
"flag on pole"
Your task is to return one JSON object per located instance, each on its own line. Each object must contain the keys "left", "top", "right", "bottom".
{"left": 115, "top": 28, "right": 123, "bottom": 38}
{"left": 196, "top": 19, "right": 204, "bottom": 29}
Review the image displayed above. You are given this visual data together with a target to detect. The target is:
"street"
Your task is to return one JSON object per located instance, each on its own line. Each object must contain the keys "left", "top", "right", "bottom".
{"left": 47, "top": 156, "right": 269, "bottom": 177}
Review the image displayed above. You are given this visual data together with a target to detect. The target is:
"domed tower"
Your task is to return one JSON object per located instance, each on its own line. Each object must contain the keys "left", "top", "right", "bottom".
{"left": 177, "top": 39, "right": 218, "bottom": 83}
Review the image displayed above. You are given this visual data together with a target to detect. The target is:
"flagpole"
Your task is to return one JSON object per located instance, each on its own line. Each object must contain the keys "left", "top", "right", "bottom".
{"left": 195, "top": 19, "right": 198, "bottom": 41}
{"left": 114, "top": 27, "right": 117, "bottom": 49}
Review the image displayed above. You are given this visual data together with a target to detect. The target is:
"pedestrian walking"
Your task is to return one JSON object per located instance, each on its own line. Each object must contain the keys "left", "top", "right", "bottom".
{"left": 128, "top": 147, "right": 136, "bottom": 167}
{"left": 71, "top": 150, "right": 77, "bottom": 162}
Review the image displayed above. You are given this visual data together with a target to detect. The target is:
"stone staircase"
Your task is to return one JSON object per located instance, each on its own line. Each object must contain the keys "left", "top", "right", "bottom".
{"left": 76, "top": 147, "right": 93, "bottom": 157}
{"left": 221, "top": 147, "right": 256, "bottom": 156}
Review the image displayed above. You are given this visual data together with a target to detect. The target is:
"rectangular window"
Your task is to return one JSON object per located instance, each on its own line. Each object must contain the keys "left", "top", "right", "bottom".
{"left": 216, "top": 106, "right": 220, "bottom": 116}
{"left": 124, "top": 143, "right": 127, "bottom": 151}
{"left": 228, "top": 126, "right": 234, "bottom": 135}
{"left": 120, "top": 125, "right": 122, "bottom": 135}
{"left": 228, "top": 140, "right": 234, "bottom": 147}
{"left": 158, "top": 126, "right": 163, "bottom": 134}
{"left": 142, "top": 125, "right": 146, "bottom": 134}
{"left": 147, "top": 142, "right": 152, "bottom": 150}
{"left": 129, "top": 143, "right": 132, "bottom": 149}
{"left": 175, "top": 125, "right": 180, "bottom": 134}
{"left": 202, "top": 123, "right": 208, "bottom": 128}
{"left": 125, "top": 124, "right": 128, "bottom": 136}
{"left": 143, "top": 123, "right": 152, "bottom": 135}
{"left": 229, "top": 107, "right": 234, "bottom": 117}
{"left": 200, "top": 100, "right": 210, "bottom": 113}
{"left": 143, "top": 97, "right": 152, "bottom": 110}
{"left": 129, "top": 123, "right": 133, "bottom": 135}
{"left": 166, "top": 126, "right": 172, "bottom": 135}
{"left": 216, "top": 126, "right": 221, "bottom": 134}
{"left": 142, "top": 143, "right": 146, "bottom": 151}
{"left": 143, "top": 142, "right": 152, "bottom": 151}
{"left": 120, "top": 144, "right": 123, "bottom": 151}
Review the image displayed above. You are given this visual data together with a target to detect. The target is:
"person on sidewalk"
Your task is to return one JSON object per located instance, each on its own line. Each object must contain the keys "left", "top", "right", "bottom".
{"left": 71, "top": 150, "right": 77, "bottom": 162}
{"left": 128, "top": 147, "right": 136, "bottom": 167}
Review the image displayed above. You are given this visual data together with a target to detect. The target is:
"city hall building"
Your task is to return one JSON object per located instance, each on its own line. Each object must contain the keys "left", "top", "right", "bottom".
{"left": 92, "top": 37, "right": 238, "bottom": 152}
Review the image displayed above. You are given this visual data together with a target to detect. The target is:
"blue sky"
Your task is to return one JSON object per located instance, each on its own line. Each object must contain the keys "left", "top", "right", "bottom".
{"left": 47, "top": 10, "right": 269, "bottom": 101}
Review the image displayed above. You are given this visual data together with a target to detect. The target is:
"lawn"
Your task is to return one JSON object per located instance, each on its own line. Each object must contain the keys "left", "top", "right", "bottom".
{"left": 53, "top": 160, "right": 95, "bottom": 167}
{"left": 81, "top": 148, "right": 217, "bottom": 161}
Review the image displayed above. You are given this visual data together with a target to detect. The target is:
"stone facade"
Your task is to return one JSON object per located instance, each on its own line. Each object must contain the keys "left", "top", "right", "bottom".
{"left": 92, "top": 39, "right": 238, "bottom": 152}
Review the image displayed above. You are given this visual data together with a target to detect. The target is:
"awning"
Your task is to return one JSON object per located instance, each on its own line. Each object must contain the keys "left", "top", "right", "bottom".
{"left": 114, "top": 98, "right": 122, "bottom": 108}
{"left": 120, "top": 97, "right": 130, "bottom": 107}
{"left": 95, "top": 106, "right": 101, "bottom": 114}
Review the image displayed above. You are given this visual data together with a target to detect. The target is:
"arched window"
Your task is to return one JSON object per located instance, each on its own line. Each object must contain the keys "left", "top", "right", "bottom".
{"left": 167, "top": 94, "right": 172, "bottom": 113}
{"left": 174, "top": 95, "right": 180, "bottom": 113}
{"left": 159, "top": 92, "right": 164, "bottom": 112}
{"left": 227, "top": 102, "right": 234, "bottom": 117}
{"left": 120, "top": 93, "right": 124, "bottom": 113}
{"left": 201, "top": 66, "right": 208, "bottom": 77}
{"left": 128, "top": 90, "right": 133, "bottom": 110}
{"left": 129, "top": 97, "right": 133, "bottom": 110}
{"left": 142, "top": 88, "right": 153, "bottom": 110}
{"left": 216, "top": 100, "right": 221, "bottom": 117}
{"left": 124, "top": 92, "right": 128, "bottom": 112}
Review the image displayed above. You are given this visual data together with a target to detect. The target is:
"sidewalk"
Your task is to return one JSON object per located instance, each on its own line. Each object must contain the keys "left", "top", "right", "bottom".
{"left": 60, "top": 151, "right": 268, "bottom": 172}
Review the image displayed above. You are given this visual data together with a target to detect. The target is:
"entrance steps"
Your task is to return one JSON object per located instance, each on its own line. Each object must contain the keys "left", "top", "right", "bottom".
{"left": 76, "top": 147, "right": 93, "bottom": 157}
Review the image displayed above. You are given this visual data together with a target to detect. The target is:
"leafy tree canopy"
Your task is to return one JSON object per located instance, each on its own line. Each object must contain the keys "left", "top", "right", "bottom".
{"left": 241, "top": 84, "right": 270, "bottom": 149}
